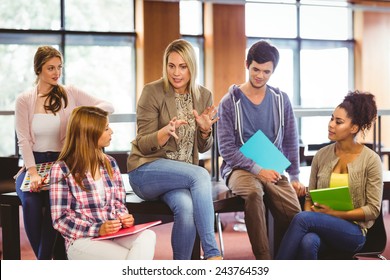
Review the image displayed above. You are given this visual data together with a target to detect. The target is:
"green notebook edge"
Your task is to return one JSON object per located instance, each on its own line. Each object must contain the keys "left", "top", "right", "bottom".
{"left": 309, "top": 186, "right": 354, "bottom": 211}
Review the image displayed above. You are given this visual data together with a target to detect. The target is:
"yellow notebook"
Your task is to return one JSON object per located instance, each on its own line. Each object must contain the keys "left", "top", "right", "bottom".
{"left": 309, "top": 186, "right": 353, "bottom": 211}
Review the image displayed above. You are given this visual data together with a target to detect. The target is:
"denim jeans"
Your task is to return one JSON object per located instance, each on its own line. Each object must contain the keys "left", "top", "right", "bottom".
{"left": 276, "top": 211, "right": 366, "bottom": 259}
{"left": 15, "top": 151, "right": 60, "bottom": 260}
{"left": 128, "top": 158, "right": 220, "bottom": 260}
{"left": 228, "top": 170, "right": 301, "bottom": 259}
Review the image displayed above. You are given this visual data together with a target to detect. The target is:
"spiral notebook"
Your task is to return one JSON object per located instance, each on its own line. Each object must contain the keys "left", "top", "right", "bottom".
{"left": 239, "top": 130, "right": 291, "bottom": 173}
{"left": 309, "top": 186, "right": 353, "bottom": 211}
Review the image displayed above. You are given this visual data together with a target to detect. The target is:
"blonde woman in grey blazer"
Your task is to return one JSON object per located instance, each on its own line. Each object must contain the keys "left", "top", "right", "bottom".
{"left": 127, "top": 39, "right": 222, "bottom": 260}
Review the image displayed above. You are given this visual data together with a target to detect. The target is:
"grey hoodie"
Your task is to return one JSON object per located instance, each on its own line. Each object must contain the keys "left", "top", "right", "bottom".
{"left": 217, "top": 84, "right": 300, "bottom": 182}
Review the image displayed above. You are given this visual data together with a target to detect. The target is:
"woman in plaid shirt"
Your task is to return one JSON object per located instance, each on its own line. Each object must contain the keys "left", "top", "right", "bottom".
{"left": 50, "top": 106, "right": 156, "bottom": 260}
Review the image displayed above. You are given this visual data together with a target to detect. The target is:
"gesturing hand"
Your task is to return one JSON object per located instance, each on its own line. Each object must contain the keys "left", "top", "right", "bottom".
{"left": 165, "top": 116, "right": 188, "bottom": 140}
{"left": 193, "top": 105, "right": 219, "bottom": 133}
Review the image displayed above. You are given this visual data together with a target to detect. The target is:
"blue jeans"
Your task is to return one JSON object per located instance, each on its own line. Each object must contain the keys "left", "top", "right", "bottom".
{"left": 276, "top": 211, "right": 366, "bottom": 259}
{"left": 128, "top": 159, "right": 220, "bottom": 260}
{"left": 15, "top": 152, "right": 59, "bottom": 260}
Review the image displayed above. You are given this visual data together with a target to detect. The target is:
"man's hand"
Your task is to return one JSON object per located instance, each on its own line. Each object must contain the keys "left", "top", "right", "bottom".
{"left": 257, "top": 169, "right": 281, "bottom": 184}
{"left": 291, "top": 180, "right": 307, "bottom": 197}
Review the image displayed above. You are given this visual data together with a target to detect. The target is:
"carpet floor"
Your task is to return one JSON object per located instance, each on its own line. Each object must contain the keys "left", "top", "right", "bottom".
{"left": 1, "top": 210, "right": 389, "bottom": 260}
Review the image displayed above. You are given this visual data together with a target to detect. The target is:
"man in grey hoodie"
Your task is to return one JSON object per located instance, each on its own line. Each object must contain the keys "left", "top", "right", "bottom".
{"left": 217, "top": 40, "right": 306, "bottom": 260}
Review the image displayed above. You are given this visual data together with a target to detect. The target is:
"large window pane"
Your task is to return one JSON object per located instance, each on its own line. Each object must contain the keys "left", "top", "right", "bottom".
{"left": 300, "top": 116, "right": 331, "bottom": 146}
{"left": 65, "top": 0, "right": 134, "bottom": 32}
{"left": 0, "top": 116, "right": 17, "bottom": 157}
{"left": 65, "top": 42, "right": 136, "bottom": 150}
{"left": 183, "top": 36, "right": 205, "bottom": 85}
{"left": 106, "top": 123, "right": 136, "bottom": 152}
{"left": 245, "top": 3, "right": 297, "bottom": 38}
{"left": 65, "top": 44, "right": 135, "bottom": 114}
{"left": 267, "top": 48, "right": 294, "bottom": 101}
{"left": 300, "top": 5, "right": 350, "bottom": 40}
{"left": 0, "top": 44, "right": 41, "bottom": 111}
{"left": 300, "top": 47, "right": 349, "bottom": 107}
{"left": 0, "top": 0, "right": 60, "bottom": 30}
{"left": 300, "top": 47, "right": 350, "bottom": 144}
{"left": 180, "top": 0, "right": 202, "bottom": 35}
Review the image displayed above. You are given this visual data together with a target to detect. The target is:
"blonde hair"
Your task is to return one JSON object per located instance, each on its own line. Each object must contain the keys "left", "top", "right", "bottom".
{"left": 58, "top": 106, "right": 112, "bottom": 190}
{"left": 162, "top": 39, "right": 200, "bottom": 100}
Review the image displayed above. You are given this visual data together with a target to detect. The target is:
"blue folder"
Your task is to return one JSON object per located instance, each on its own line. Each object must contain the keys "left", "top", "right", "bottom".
{"left": 239, "top": 130, "right": 291, "bottom": 173}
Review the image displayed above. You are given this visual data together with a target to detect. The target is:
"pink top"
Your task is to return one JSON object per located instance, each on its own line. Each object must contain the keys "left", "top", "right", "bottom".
{"left": 15, "top": 85, "right": 115, "bottom": 170}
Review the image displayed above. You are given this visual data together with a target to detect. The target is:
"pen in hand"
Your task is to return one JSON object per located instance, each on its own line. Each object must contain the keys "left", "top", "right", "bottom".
{"left": 99, "top": 219, "right": 122, "bottom": 236}
{"left": 41, "top": 173, "right": 49, "bottom": 185}
{"left": 120, "top": 213, "right": 135, "bottom": 228}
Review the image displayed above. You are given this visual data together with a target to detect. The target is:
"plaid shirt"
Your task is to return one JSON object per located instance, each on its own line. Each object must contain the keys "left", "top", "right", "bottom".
{"left": 49, "top": 155, "right": 128, "bottom": 250}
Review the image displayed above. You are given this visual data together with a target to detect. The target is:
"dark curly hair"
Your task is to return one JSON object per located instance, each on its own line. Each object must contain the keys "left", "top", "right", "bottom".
{"left": 246, "top": 40, "right": 279, "bottom": 72}
{"left": 338, "top": 90, "right": 377, "bottom": 137}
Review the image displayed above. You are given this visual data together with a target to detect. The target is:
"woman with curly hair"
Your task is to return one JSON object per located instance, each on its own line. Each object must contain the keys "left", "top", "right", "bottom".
{"left": 276, "top": 90, "right": 383, "bottom": 259}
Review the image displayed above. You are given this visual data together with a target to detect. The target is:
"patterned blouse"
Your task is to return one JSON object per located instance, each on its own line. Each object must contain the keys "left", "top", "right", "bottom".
{"left": 49, "top": 155, "right": 128, "bottom": 250}
{"left": 166, "top": 92, "right": 196, "bottom": 164}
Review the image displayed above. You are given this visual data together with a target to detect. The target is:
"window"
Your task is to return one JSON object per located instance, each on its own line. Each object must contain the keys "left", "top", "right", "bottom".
{"left": 180, "top": 0, "right": 204, "bottom": 85}
{"left": 180, "top": 1, "right": 205, "bottom": 85}
{"left": 245, "top": 0, "right": 353, "bottom": 145}
{"left": 65, "top": 0, "right": 134, "bottom": 32}
{"left": 180, "top": 1, "right": 208, "bottom": 160}
{"left": 180, "top": 0, "right": 203, "bottom": 36}
{"left": 0, "top": 0, "right": 136, "bottom": 156}
{"left": 0, "top": 0, "right": 61, "bottom": 29}
{"left": 300, "top": 4, "right": 350, "bottom": 40}
{"left": 246, "top": 2, "right": 297, "bottom": 38}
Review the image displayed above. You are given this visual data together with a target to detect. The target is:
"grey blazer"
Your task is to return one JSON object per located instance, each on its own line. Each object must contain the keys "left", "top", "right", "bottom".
{"left": 127, "top": 78, "right": 214, "bottom": 172}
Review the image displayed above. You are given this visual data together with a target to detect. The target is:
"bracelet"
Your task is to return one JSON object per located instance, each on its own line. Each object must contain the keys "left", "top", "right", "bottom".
{"left": 200, "top": 127, "right": 212, "bottom": 138}
{"left": 200, "top": 127, "right": 212, "bottom": 135}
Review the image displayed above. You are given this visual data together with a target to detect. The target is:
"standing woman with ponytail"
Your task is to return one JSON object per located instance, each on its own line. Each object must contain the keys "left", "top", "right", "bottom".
{"left": 14, "top": 46, "right": 114, "bottom": 259}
